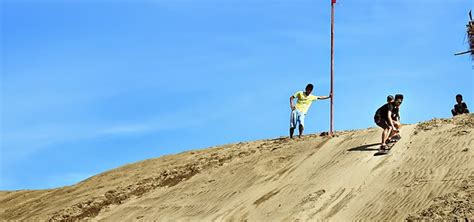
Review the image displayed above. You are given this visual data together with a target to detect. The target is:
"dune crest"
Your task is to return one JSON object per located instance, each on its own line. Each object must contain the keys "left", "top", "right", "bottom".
{"left": 1, "top": 114, "right": 473, "bottom": 221}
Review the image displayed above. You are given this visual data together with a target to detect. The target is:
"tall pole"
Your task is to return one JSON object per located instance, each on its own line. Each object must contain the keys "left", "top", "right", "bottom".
{"left": 330, "top": 0, "right": 335, "bottom": 136}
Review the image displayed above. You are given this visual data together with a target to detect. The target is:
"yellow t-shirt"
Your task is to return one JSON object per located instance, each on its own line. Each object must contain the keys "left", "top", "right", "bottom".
{"left": 293, "top": 91, "right": 319, "bottom": 114}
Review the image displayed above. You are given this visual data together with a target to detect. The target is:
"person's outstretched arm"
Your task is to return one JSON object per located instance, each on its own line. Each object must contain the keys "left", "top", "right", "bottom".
{"left": 318, "top": 95, "right": 331, "bottom": 100}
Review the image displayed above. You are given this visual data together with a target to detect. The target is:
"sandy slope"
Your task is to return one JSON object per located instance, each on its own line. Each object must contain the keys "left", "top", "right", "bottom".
{"left": 1, "top": 114, "right": 473, "bottom": 221}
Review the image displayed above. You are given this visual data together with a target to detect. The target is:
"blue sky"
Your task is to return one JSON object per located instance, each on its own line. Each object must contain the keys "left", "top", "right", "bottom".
{"left": 1, "top": 0, "right": 473, "bottom": 190}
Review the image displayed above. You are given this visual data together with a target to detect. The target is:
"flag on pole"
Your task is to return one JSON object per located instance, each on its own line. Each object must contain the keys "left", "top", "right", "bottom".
{"left": 332, "top": 0, "right": 336, "bottom": 4}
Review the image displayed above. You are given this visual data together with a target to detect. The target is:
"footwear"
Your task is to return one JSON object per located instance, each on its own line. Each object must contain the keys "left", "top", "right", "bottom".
{"left": 379, "top": 144, "right": 387, "bottom": 150}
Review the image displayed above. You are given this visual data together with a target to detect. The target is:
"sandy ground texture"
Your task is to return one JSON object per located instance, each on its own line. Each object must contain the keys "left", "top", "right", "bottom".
{"left": 1, "top": 114, "right": 473, "bottom": 221}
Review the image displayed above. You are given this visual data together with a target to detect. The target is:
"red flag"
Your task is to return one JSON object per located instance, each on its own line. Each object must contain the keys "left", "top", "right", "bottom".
{"left": 332, "top": 0, "right": 336, "bottom": 4}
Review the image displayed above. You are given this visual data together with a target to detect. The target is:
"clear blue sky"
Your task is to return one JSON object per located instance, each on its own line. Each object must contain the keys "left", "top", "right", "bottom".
{"left": 1, "top": 0, "right": 473, "bottom": 190}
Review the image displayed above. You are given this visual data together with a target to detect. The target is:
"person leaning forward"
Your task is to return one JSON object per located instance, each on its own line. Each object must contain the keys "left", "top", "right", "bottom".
{"left": 374, "top": 97, "right": 402, "bottom": 150}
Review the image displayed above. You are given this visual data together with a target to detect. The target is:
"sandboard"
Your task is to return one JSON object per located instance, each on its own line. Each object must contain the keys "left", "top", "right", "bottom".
{"left": 374, "top": 140, "right": 397, "bottom": 156}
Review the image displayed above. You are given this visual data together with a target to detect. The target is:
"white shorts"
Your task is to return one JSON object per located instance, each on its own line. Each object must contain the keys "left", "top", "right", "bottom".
{"left": 290, "top": 109, "right": 306, "bottom": 128}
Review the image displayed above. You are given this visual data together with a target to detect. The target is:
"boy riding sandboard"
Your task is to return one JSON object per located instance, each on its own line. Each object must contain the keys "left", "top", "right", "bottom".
{"left": 374, "top": 95, "right": 403, "bottom": 154}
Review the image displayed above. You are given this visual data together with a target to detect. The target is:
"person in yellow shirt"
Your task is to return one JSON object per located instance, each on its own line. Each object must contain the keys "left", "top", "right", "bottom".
{"left": 290, "top": 83, "right": 331, "bottom": 138}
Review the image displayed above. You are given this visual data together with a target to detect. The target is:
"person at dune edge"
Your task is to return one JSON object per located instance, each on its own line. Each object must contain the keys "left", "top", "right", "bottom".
{"left": 374, "top": 96, "right": 403, "bottom": 151}
{"left": 289, "top": 83, "right": 331, "bottom": 139}
{"left": 451, "top": 94, "right": 470, "bottom": 116}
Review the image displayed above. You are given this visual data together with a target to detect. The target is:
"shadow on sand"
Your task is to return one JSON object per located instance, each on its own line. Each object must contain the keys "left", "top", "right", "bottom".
{"left": 347, "top": 143, "right": 381, "bottom": 152}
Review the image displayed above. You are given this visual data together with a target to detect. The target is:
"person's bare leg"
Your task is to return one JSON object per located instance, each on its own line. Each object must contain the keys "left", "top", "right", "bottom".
{"left": 382, "top": 128, "right": 392, "bottom": 146}
{"left": 387, "top": 125, "right": 400, "bottom": 141}
{"left": 381, "top": 129, "right": 387, "bottom": 145}
{"left": 298, "top": 125, "right": 304, "bottom": 138}
{"left": 388, "top": 129, "right": 397, "bottom": 139}
{"left": 290, "top": 127, "right": 295, "bottom": 139}
{"left": 392, "top": 122, "right": 401, "bottom": 139}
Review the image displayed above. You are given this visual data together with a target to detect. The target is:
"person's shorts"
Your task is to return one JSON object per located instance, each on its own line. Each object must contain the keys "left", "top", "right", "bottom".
{"left": 290, "top": 109, "right": 306, "bottom": 128}
{"left": 374, "top": 116, "right": 390, "bottom": 129}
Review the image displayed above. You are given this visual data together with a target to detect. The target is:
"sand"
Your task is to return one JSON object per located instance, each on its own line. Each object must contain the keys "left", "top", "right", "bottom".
{"left": 1, "top": 114, "right": 473, "bottom": 221}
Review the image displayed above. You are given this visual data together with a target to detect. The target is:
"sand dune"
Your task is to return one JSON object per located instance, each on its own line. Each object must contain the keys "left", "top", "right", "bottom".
{"left": 1, "top": 114, "right": 473, "bottom": 221}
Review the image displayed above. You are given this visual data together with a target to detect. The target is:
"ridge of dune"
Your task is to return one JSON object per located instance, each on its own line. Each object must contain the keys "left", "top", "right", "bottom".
{"left": 1, "top": 114, "right": 473, "bottom": 221}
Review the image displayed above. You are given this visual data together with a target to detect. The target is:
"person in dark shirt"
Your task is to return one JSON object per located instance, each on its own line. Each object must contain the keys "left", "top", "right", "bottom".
{"left": 391, "top": 94, "right": 404, "bottom": 141}
{"left": 387, "top": 94, "right": 401, "bottom": 125}
{"left": 451, "top": 94, "right": 469, "bottom": 116}
{"left": 387, "top": 94, "right": 400, "bottom": 132}
{"left": 387, "top": 95, "right": 394, "bottom": 103}
{"left": 374, "top": 97, "right": 402, "bottom": 150}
